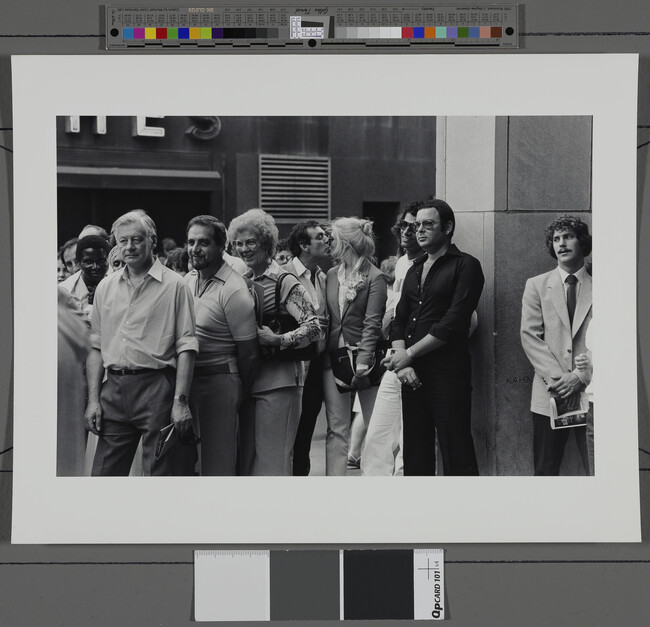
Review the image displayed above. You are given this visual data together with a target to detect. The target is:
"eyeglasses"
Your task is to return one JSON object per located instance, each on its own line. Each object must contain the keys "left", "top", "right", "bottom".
{"left": 233, "top": 239, "right": 259, "bottom": 251}
{"left": 412, "top": 220, "right": 439, "bottom": 231}
{"left": 396, "top": 221, "right": 417, "bottom": 233}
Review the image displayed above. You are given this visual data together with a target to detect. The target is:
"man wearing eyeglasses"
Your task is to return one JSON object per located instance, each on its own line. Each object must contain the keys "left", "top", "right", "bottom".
{"left": 383, "top": 198, "right": 484, "bottom": 476}
{"left": 361, "top": 201, "right": 424, "bottom": 476}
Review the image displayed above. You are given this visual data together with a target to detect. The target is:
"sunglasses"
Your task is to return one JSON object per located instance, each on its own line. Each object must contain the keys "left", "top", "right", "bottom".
{"left": 396, "top": 221, "right": 417, "bottom": 233}
{"left": 412, "top": 220, "right": 438, "bottom": 231}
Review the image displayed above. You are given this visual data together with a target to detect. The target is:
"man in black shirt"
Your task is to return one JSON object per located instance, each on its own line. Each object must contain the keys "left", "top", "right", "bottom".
{"left": 383, "top": 198, "right": 484, "bottom": 475}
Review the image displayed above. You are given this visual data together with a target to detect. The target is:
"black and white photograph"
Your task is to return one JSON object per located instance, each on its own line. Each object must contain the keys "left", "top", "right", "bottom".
{"left": 12, "top": 55, "right": 640, "bottom": 543}
{"left": 55, "top": 114, "right": 593, "bottom": 479}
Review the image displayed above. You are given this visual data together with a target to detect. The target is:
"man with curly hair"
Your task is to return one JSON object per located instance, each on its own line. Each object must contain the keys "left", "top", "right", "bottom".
{"left": 520, "top": 215, "right": 593, "bottom": 476}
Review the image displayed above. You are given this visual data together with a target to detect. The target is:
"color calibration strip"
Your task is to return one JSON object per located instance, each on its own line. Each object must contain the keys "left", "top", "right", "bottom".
{"left": 106, "top": 5, "right": 518, "bottom": 50}
{"left": 194, "top": 549, "right": 445, "bottom": 622}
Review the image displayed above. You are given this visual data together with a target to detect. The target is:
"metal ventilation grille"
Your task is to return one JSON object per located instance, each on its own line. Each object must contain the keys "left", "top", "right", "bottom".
{"left": 259, "top": 154, "right": 331, "bottom": 224}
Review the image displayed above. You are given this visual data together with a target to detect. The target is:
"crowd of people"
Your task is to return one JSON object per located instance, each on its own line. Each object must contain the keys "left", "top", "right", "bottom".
{"left": 57, "top": 200, "right": 593, "bottom": 477}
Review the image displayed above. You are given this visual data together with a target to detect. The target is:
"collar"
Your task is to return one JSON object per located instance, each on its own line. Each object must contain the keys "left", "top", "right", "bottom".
{"left": 413, "top": 243, "right": 461, "bottom": 265}
{"left": 557, "top": 264, "right": 586, "bottom": 284}
{"left": 67, "top": 270, "right": 84, "bottom": 288}
{"left": 214, "top": 259, "right": 233, "bottom": 283}
{"left": 121, "top": 256, "right": 163, "bottom": 283}
{"left": 294, "top": 256, "right": 324, "bottom": 279}
{"left": 188, "top": 259, "right": 232, "bottom": 286}
{"left": 407, "top": 252, "right": 427, "bottom": 264}
{"left": 291, "top": 256, "right": 310, "bottom": 278}
{"left": 248, "top": 258, "right": 282, "bottom": 281}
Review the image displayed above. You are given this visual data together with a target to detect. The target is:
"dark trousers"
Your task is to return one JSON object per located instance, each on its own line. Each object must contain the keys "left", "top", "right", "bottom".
{"left": 190, "top": 372, "right": 242, "bottom": 476}
{"left": 401, "top": 370, "right": 478, "bottom": 476}
{"left": 292, "top": 354, "right": 324, "bottom": 476}
{"left": 92, "top": 370, "right": 194, "bottom": 476}
{"left": 532, "top": 412, "right": 590, "bottom": 476}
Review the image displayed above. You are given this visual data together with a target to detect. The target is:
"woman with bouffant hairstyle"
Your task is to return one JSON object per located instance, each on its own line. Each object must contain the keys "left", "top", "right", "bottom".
{"left": 323, "top": 217, "right": 387, "bottom": 476}
{"left": 228, "top": 209, "right": 321, "bottom": 476}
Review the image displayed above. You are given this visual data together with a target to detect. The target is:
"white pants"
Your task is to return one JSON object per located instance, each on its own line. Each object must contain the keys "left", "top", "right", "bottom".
{"left": 348, "top": 394, "right": 367, "bottom": 463}
{"left": 322, "top": 366, "right": 379, "bottom": 476}
{"left": 360, "top": 370, "right": 403, "bottom": 476}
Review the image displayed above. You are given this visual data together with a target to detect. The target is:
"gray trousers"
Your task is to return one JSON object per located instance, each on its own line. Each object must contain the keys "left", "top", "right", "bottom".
{"left": 92, "top": 370, "right": 176, "bottom": 476}
{"left": 240, "top": 386, "right": 303, "bottom": 476}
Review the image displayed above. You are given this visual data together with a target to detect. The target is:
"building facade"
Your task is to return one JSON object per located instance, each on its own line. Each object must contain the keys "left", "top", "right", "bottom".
{"left": 56, "top": 114, "right": 592, "bottom": 475}
{"left": 57, "top": 115, "right": 437, "bottom": 261}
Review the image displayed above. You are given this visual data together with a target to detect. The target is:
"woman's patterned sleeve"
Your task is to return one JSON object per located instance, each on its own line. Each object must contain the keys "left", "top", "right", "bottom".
{"left": 279, "top": 284, "right": 323, "bottom": 349}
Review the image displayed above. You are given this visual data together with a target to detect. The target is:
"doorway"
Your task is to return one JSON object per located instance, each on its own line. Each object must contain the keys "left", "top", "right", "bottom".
{"left": 58, "top": 188, "right": 216, "bottom": 250}
{"left": 362, "top": 201, "right": 401, "bottom": 263}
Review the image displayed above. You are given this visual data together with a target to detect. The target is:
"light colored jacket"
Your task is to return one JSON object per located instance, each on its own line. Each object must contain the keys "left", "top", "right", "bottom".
{"left": 520, "top": 268, "right": 592, "bottom": 416}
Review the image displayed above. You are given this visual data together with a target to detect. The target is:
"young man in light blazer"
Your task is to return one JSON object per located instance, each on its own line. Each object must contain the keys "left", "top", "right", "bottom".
{"left": 520, "top": 215, "right": 593, "bottom": 476}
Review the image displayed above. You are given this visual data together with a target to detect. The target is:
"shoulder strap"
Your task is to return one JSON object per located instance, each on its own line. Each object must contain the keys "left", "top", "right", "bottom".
{"left": 274, "top": 270, "right": 299, "bottom": 322}
{"left": 242, "top": 276, "right": 264, "bottom": 327}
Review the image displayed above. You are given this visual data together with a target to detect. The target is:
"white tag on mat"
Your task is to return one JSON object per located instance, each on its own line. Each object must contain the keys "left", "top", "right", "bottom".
{"left": 414, "top": 549, "right": 445, "bottom": 620}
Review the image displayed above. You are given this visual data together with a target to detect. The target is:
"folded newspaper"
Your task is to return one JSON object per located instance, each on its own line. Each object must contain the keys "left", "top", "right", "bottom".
{"left": 549, "top": 392, "right": 589, "bottom": 430}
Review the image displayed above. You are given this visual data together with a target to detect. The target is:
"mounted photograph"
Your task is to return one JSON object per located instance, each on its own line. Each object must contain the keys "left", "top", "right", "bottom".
{"left": 11, "top": 54, "right": 639, "bottom": 543}
{"left": 55, "top": 114, "right": 594, "bottom": 481}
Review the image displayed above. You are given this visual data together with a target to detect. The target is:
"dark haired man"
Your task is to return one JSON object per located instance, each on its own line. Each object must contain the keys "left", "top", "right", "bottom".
{"left": 383, "top": 198, "right": 484, "bottom": 476}
{"left": 185, "top": 215, "right": 259, "bottom": 475}
{"left": 59, "top": 235, "right": 111, "bottom": 317}
{"left": 284, "top": 220, "right": 330, "bottom": 475}
{"left": 521, "top": 215, "right": 593, "bottom": 475}
{"left": 361, "top": 201, "right": 424, "bottom": 475}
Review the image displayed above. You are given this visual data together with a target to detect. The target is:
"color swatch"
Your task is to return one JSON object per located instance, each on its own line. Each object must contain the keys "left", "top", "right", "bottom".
{"left": 107, "top": 6, "right": 519, "bottom": 50}
{"left": 120, "top": 27, "right": 288, "bottom": 40}
{"left": 118, "top": 25, "right": 503, "bottom": 41}
{"left": 343, "top": 550, "right": 414, "bottom": 620}
{"left": 194, "top": 549, "right": 445, "bottom": 622}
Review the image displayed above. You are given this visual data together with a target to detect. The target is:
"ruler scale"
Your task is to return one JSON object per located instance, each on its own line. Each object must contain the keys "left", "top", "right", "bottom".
{"left": 106, "top": 5, "right": 519, "bottom": 50}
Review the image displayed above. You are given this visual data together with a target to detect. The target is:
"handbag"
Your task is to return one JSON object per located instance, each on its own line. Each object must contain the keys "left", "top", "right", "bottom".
{"left": 329, "top": 339, "right": 391, "bottom": 393}
{"left": 260, "top": 271, "right": 318, "bottom": 362}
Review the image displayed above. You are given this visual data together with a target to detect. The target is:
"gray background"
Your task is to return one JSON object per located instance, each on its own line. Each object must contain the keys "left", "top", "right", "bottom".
{"left": 1, "top": 0, "right": 650, "bottom": 625}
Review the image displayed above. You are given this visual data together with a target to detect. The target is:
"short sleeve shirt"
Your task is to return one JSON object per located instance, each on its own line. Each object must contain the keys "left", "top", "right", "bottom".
{"left": 185, "top": 262, "right": 258, "bottom": 367}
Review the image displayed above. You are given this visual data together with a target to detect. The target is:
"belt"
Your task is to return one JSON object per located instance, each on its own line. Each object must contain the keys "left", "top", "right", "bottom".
{"left": 193, "top": 364, "right": 233, "bottom": 376}
{"left": 108, "top": 367, "right": 159, "bottom": 376}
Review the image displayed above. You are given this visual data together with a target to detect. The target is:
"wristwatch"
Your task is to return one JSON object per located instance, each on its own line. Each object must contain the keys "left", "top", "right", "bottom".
{"left": 174, "top": 394, "right": 188, "bottom": 404}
